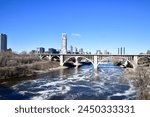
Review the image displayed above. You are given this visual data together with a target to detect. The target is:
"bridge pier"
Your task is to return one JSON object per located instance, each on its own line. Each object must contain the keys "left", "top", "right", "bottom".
{"left": 48, "top": 55, "right": 52, "bottom": 61}
{"left": 39, "top": 55, "right": 42, "bottom": 60}
{"left": 133, "top": 56, "right": 138, "bottom": 65}
{"left": 60, "top": 55, "right": 64, "bottom": 66}
{"left": 74, "top": 57, "right": 81, "bottom": 68}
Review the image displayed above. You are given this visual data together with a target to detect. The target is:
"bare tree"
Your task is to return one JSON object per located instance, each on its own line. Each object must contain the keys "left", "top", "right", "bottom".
{"left": 132, "top": 67, "right": 150, "bottom": 99}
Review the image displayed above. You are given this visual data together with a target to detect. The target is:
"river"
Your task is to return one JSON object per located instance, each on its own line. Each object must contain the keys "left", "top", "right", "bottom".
{"left": 0, "top": 64, "right": 137, "bottom": 100}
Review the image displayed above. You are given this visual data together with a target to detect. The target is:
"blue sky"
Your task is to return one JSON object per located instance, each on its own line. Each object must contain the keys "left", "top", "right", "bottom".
{"left": 0, "top": 0, "right": 150, "bottom": 54}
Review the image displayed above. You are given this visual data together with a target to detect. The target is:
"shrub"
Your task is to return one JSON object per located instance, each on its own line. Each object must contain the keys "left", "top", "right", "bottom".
{"left": 131, "top": 67, "right": 150, "bottom": 99}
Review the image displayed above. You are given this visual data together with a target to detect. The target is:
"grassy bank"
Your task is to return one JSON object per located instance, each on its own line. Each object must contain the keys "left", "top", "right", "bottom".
{"left": 0, "top": 61, "right": 60, "bottom": 79}
{"left": 0, "top": 52, "right": 60, "bottom": 80}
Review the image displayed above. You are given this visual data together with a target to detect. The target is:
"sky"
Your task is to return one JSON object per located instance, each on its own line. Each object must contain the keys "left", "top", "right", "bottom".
{"left": 0, "top": 0, "right": 150, "bottom": 54}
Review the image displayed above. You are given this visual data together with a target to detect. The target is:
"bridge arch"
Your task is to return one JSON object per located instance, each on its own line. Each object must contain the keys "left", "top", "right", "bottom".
{"left": 114, "top": 57, "right": 134, "bottom": 68}
{"left": 63, "top": 56, "right": 76, "bottom": 66}
{"left": 51, "top": 55, "right": 60, "bottom": 61}
{"left": 41, "top": 55, "right": 51, "bottom": 60}
{"left": 63, "top": 56, "right": 94, "bottom": 67}
{"left": 77, "top": 56, "right": 94, "bottom": 65}
{"left": 122, "top": 59, "right": 134, "bottom": 68}
{"left": 97, "top": 56, "right": 134, "bottom": 68}
{"left": 97, "top": 57, "right": 113, "bottom": 68}
{"left": 137, "top": 56, "right": 150, "bottom": 65}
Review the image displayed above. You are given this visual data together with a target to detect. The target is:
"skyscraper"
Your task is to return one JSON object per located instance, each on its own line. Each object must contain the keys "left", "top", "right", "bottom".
{"left": 79, "top": 48, "right": 84, "bottom": 54}
{"left": 70, "top": 45, "right": 73, "bottom": 54}
{"left": 120, "top": 47, "right": 122, "bottom": 55}
{"left": 104, "top": 50, "right": 108, "bottom": 55}
{"left": 61, "top": 33, "right": 67, "bottom": 54}
{"left": 37, "top": 47, "right": 45, "bottom": 53}
{"left": 123, "top": 47, "right": 125, "bottom": 55}
{"left": 74, "top": 47, "right": 78, "bottom": 54}
{"left": 118, "top": 48, "right": 120, "bottom": 55}
{"left": 0, "top": 33, "right": 7, "bottom": 52}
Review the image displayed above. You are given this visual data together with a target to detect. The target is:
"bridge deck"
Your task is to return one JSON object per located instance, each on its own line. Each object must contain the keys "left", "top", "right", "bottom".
{"left": 37, "top": 53, "right": 150, "bottom": 57}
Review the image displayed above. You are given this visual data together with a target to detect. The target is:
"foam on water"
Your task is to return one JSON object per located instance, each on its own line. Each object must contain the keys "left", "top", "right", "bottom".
{"left": 30, "top": 85, "right": 71, "bottom": 100}
{"left": 8, "top": 64, "right": 137, "bottom": 100}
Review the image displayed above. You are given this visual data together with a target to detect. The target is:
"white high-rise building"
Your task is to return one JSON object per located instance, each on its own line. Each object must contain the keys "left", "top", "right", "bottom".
{"left": 61, "top": 33, "right": 67, "bottom": 54}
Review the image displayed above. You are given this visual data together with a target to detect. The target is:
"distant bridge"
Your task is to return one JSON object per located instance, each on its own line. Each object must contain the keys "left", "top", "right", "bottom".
{"left": 37, "top": 53, "right": 150, "bottom": 69}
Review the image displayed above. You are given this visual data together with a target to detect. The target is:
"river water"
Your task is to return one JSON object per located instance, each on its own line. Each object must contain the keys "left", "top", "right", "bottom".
{"left": 0, "top": 64, "right": 137, "bottom": 100}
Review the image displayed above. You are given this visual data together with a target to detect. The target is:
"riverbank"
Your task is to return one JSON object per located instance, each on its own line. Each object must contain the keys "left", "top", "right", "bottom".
{"left": 124, "top": 66, "right": 150, "bottom": 99}
{"left": 0, "top": 61, "right": 64, "bottom": 80}
{"left": 33, "top": 66, "right": 68, "bottom": 74}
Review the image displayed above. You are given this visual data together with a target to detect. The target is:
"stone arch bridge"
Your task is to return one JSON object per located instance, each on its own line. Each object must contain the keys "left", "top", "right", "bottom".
{"left": 37, "top": 54, "right": 150, "bottom": 69}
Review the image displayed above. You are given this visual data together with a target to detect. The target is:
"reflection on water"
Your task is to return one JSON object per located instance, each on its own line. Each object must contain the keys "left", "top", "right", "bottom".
{"left": 0, "top": 64, "right": 137, "bottom": 100}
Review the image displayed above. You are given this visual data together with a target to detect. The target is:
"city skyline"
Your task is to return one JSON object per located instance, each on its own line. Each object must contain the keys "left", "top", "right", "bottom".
{"left": 0, "top": 0, "right": 150, "bottom": 54}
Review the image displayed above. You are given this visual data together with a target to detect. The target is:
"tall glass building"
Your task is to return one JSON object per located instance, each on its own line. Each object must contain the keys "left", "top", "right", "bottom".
{"left": 0, "top": 33, "right": 7, "bottom": 52}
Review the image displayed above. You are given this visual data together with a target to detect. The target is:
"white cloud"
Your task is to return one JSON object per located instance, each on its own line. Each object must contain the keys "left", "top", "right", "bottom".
{"left": 71, "top": 33, "right": 81, "bottom": 37}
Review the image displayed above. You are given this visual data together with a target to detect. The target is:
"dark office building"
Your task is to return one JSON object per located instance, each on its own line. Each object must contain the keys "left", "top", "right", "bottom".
{"left": 37, "top": 47, "right": 45, "bottom": 53}
{"left": 0, "top": 33, "right": 7, "bottom": 52}
{"left": 48, "top": 48, "right": 57, "bottom": 54}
